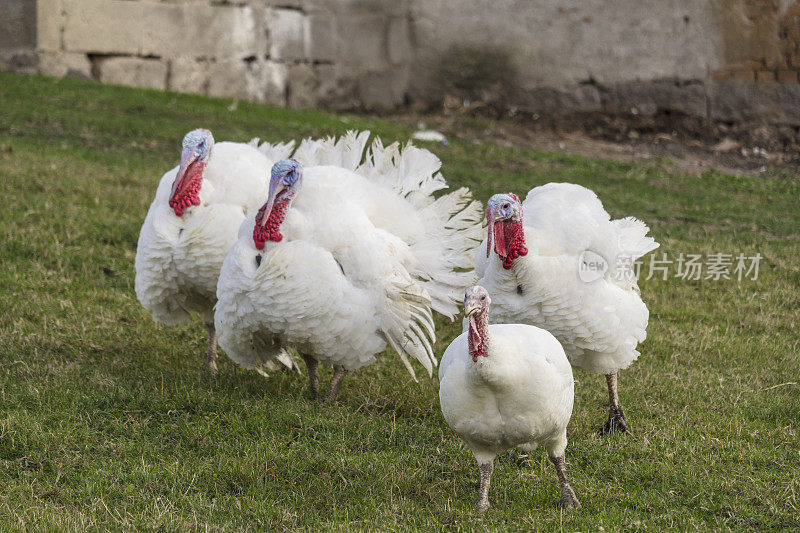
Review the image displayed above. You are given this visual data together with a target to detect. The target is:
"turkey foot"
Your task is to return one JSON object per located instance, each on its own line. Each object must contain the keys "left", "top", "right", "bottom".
{"left": 325, "top": 365, "right": 348, "bottom": 403}
{"left": 603, "top": 405, "right": 629, "bottom": 434}
{"left": 559, "top": 484, "right": 581, "bottom": 510}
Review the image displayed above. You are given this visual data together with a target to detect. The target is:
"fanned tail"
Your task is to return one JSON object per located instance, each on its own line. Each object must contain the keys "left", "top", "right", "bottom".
{"left": 611, "top": 216, "right": 659, "bottom": 290}
{"left": 276, "top": 130, "right": 483, "bottom": 319}
{"left": 358, "top": 137, "right": 484, "bottom": 318}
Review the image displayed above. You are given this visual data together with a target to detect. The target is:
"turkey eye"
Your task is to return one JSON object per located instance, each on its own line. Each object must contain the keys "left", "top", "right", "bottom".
{"left": 481, "top": 296, "right": 486, "bottom": 300}
{"left": 502, "top": 203, "right": 509, "bottom": 209}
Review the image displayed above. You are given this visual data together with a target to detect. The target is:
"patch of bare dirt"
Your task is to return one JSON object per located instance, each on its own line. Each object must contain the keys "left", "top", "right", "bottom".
{"left": 377, "top": 105, "right": 800, "bottom": 177}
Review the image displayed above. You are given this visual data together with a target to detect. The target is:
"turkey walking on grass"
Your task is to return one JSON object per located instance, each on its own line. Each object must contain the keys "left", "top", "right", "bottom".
{"left": 439, "top": 285, "right": 580, "bottom": 512}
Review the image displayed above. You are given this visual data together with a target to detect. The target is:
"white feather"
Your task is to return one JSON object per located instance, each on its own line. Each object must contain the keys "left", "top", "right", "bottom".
{"left": 252, "top": 138, "right": 296, "bottom": 163}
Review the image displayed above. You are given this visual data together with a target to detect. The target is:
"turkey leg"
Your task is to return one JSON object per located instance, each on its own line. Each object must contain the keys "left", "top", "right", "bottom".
{"left": 475, "top": 461, "right": 493, "bottom": 512}
{"left": 603, "top": 371, "right": 629, "bottom": 433}
{"left": 549, "top": 455, "right": 580, "bottom": 509}
{"left": 302, "top": 354, "right": 320, "bottom": 400}
{"left": 203, "top": 321, "right": 218, "bottom": 374}
{"left": 325, "top": 365, "right": 348, "bottom": 403}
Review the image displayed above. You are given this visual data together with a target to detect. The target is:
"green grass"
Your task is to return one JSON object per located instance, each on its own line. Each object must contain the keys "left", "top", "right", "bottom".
{"left": 1, "top": 72, "right": 798, "bottom": 531}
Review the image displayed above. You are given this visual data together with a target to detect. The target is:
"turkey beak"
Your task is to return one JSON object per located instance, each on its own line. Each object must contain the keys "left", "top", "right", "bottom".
{"left": 464, "top": 303, "right": 479, "bottom": 317}
{"left": 171, "top": 148, "right": 196, "bottom": 198}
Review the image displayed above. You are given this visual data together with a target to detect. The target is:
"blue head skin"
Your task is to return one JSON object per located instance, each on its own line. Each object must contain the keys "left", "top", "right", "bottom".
{"left": 486, "top": 193, "right": 522, "bottom": 222}
{"left": 257, "top": 159, "right": 303, "bottom": 229}
{"left": 485, "top": 193, "right": 522, "bottom": 257}
{"left": 170, "top": 128, "right": 214, "bottom": 199}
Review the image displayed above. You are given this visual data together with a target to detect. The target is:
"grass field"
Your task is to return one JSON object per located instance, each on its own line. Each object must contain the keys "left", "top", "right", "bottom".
{"left": 1, "top": 72, "right": 798, "bottom": 531}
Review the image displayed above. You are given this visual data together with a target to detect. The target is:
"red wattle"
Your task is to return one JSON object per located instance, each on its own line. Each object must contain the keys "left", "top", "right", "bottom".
{"left": 253, "top": 197, "right": 290, "bottom": 249}
{"left": 468, "top": 313, "right": 489, "bottom": 362}
{"left": 169, "top": 162, "right": 204, "bottom": 217}
{"left": 496, "top": 219, "right": 527, "bottom": 269}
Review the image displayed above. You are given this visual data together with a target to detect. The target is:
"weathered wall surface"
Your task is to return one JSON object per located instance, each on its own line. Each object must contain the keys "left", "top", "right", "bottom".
{"left": 0, "top": 0, "right": 37, "bottom": 71}
{"left": 4, "top": 0, "right": 800, "bottom": 125}
{"left": 33, "top": 0, "right": 411, "bottom": 109}
{"left": 412, "top": 1, "right": 722, "bottom": 91}
{"left": 412, "top": 0, "right": 800, "bottom": 124}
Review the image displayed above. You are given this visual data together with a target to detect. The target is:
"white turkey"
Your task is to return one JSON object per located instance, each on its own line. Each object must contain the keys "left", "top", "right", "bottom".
{"left": 134, "top": 128, "right": 295, "bottom": 372}
{"left": 215, "top": 132, "right": 483, "bottom": 402}
{"left": 439, "top": 285, "right": 580, "bottom": 512}
{"left": 474, "top": 183, "right": 659, "bottom": 432}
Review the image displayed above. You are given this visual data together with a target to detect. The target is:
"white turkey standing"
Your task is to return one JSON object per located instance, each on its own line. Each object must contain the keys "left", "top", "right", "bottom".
{"left": 439, "top": 285, "right": 580, "bottom": 512}
{"left": 474, "top": 183, "right": 659, "bottom": 432}
{"left": 215, "top": 132, "right": 483, "bottom": 401}
{"left": 134, "top": 129, "right": 295, "bottom": 372}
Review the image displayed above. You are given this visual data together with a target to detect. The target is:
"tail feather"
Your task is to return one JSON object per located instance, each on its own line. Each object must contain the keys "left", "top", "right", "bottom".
{"left": 250, "top": 138, "right": 296, "bottom": 163}
{"left": 359, "top": 139, "right": 484, "bottom": 318}
{"left": 613, "top": 216, "right": 660, "bottom": 260}
{"left": 407, "top": 189, "right": 484, "bottom": 317}
{"left": 284, "top": 130, "right": 484, "bottom": 319}
{"left": 382, "top": 278, "right": 438, "bottom": 381}
{"left": 292, "top": 130, "right": 370, "bottom": 170}
{"left": 361, "top": 140, "right": 448, "bottom": 203}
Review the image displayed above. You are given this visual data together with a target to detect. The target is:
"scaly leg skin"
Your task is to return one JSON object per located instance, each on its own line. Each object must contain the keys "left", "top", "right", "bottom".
{"left": 550, "top": 455, "right": 580, "bottom": 510}
{"left": 603, "top": 371, "right": 629, "bottom": 434}
{"left": 302, "top": 354, "right": 320, "bottom": 400}
{"left": 325, "top": 365, "right": 348, "bottom": 403}
{"left": 475, "top": 461, "right": 494, "bottom": 513}
{"left": 203, "top": 321, "right": 218, "bottom": 374}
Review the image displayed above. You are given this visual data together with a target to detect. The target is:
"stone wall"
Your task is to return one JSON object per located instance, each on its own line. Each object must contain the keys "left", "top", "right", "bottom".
{"left": 411, "top": 0, "right": 800, "bottom": 125}
{"left": 4, "top": 0, "right": 800, "bottom": 125}
{"left": 0, "top": 0, "right": 37, "bottom": 71}
{"left": 33, "top": 0, "right": 411, "bottom": 109}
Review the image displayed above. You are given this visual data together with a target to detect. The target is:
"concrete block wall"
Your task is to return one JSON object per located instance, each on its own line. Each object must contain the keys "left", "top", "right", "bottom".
{"left": 411, "top": 0, "right": 800, "bottom": 125}
{"left": 31, "top": 0, "right": 412, "bottom": 109}
{"left": 0, "top": 0, "right": 37, "bottom": 71}
{"left": 3, "top": 0, "right": 800, "bottom": 125}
